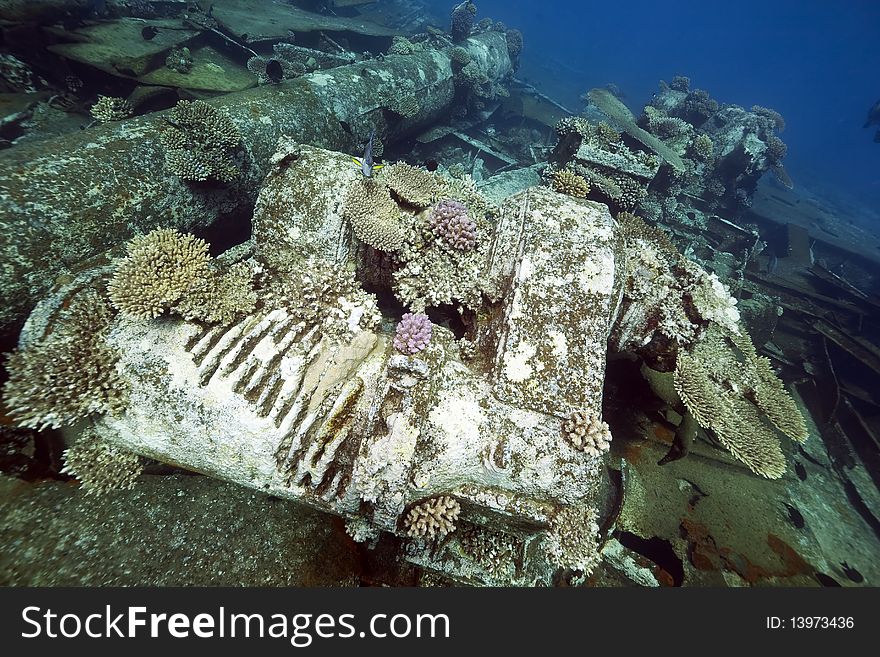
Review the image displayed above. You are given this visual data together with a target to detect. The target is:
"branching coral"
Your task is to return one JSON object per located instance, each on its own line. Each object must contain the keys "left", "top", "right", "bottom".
{"left": 612, "top": 213, "right": 742, "bottom": 352}
{"left": 61, "top": 429, "right": 143, "bottom": 494}
{"left": 673, "top": 325, "right": 808, "bottom": 478}
{"left": 689, "top": 133, "right": 714, "bottom": 161}
{"left": 90, "top": 96, "right": 132, "bottom": 122}
{"left": 388, "top": 36, "right": 424, "bottom": 56}
{"left": 393, "top": 312, "right": 432, "bottom": 355}
{"left": 108, "top": 228, "right": 212, "bottom": 319}
{"left": 266, "top": 258, "right": 380, "bottom": 339}
{"left": 165, "top": 47, "right": 193, "bottom": 74}
{"left": 160, "top": 100, "right": 241, "bottom": 183}
{"left": 752, "top": 105, "right": 786, "bottom": 132}
{"left": 388, "top": 94, "right": 420, "bottom": 119}
{"left": 669, "top": 75, "right": 691, "bottom": 92}
{"left": 342, "top": 178, "right": 405, "bottom": 252}
{"left": 764, "top": 134, "right": 787, "bottom": 163}
{"left": 562, "top": 411, "right": 612, "bottom": 456}
{"left": 2, "top": 290, "right": 128, "bottom": 430}
{"left": 404, "top": 495, "right": 461, "bottom": 539}
{"left": 108, "top": 228, "right": 255, "bottom": 325}
{"left": 550, "top": 169, "right": 590, "bottom": 198}
{"left": 427, "top": 199, "right": 477, "bottom": 251}
{"left": 450, "top": 1, "right": 477, "bottom": 43}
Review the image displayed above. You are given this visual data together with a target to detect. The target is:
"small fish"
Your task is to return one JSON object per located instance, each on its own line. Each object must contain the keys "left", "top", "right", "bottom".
{"left": 141, "top": 26, "right": 159, "bottom": 40}
{"left": 785, "top": 503, "right": 805, "bottom": 529}
{"left": 264, "top": 59, "right": 284, "bottom": 84}
{"left": 352, "top": 130, "right": 383, "bottom": 178}
{"left": 794, "top": 461, "right": 807, "bottom": 481}
{"left": 840, "top": 562, "right": 864, "bottom": 583}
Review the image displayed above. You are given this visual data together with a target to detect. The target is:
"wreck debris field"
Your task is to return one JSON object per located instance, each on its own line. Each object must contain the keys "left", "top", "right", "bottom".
{"left": 0, "top": 0, "right": 878, "bottom": 589}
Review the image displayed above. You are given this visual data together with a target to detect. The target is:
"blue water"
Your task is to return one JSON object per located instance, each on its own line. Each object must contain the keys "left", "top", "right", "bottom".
{"left": 431, "top": 0, "right": 880, "bottom": 217}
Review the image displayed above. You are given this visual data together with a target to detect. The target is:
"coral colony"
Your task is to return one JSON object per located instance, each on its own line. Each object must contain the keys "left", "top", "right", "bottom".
{"left": 2, "top": 0, "right": 869, "bottom": 588}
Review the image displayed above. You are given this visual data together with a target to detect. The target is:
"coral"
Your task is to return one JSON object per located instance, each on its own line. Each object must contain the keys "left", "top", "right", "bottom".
{"left": 669, "top": 75, "right": 691, "bottom": 92}
{"left": 595, "top": 121, "right": 620, "bottom": 145}
{"left": 90, "top": 96, "right": 133, "bottom": 122}
{"left": 404, "top": 496, "right": 461, "bottom": 539}
{"left": 543, "top": 504, "right": 600, "bottom": 574}
{"left": 609, "top": 173, "right": 646, "bottom": 210}
{"left": 752, "top": 105, "right": 786, "bottom": 132}
{"left": 165, "top": 47, "right": 193, "bottom": 74}
{"left": 393, "top": 312, "right": 433, "bottom": 355}
{"left": 685, "top": 262, "right": 741, "bottom": 334}
{"left": 690, "top": 133, "right": 714, "bottom": 161}
{"left": 588, "top": 88, "right": 686, "bottom": 171}
{"left": 674, "top": 326, "right": 808, "bottom": 479}
{"left": 765, "top": 134, "right": 787, "bottom": 163}
{"left": 449, "top": 46, "right": 472, "bottom": 66}
{"left": 2, "top": 290, "right": 127, "bottom": 430}
{"left": 267, "top": 259, "right": 380, "bottom": 339}
{"left": 550, "top": 169, "right": 590, "bottom": 198}
{"left": 388, "top": 94, "right": 420, "bottom": 118}
{"left": 388, "top": 36, "right": 423, "bottom": 55}
{"left": 555, "top": 116, "right": 592, "bottom": 139}
{"left": 380, "top": 163, "right": 438, "bottom": 207}
{"left": 505, "top": 28, "right": 523, "bottom": 61}
{"left": 562, "top": 411, "right": 612, "bottom": 457}
{"left": 342, "top": 178, "right": 405, "bottom": 252}
{"left": 0, "top": 54, "right": 43, "bottom": 92}
{"left": 61, "top": 429, "right": 143, "bottom": 495}
{"left": 427, "top": 199, "right": 477, "bottom": 251}
{"left": 684, "top": 89, "right": 719, "bottom": 122}
{"left": 450, "top": 1, "right": 477, "bottom": 43}
{"left": 173, "top": 261, "right": 258, "bottom": 325}
{"left": 108, "top": 228, "right": 212, "bottom": 319}
{"left": 643, "top": 105, "right": 691, "bottom": 140}
{"left": 160, "top": 100, "right": 241, "bottom": 183}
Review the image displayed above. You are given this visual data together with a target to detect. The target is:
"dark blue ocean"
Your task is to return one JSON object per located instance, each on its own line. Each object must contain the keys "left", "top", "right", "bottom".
{"left": 429, "top": 0, "right": 880, "bottom": 222}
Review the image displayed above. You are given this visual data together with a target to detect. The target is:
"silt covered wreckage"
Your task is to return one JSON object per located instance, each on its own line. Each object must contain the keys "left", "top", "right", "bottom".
{"left": 1, "top": 1, "right": 877, "bottom": 587}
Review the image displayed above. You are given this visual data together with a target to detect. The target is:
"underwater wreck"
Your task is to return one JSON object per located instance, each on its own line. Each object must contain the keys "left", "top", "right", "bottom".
{"left": 1, "top": 2, "right": 878, "bottom": 587}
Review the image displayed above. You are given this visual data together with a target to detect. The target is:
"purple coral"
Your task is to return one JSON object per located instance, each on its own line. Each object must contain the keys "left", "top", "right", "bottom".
{"left": 428, "top": 199, "right": 477, "bottom": 251}
{"left": 393, "top": 313, "right": 432, "bottom": 355}
{"left": 451, "top": 1, "right": 477, "bottom": 43}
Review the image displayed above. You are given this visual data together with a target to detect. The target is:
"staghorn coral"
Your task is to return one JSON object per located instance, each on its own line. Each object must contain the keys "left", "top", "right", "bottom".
{"left": 428, "top": 199, "right": 477, "bottom": 251}
{"left": 450, "top": 1, "right": 477, "bottom": 43}
{"left": 380, "top": 163, "right": 438, "bottom": 207}
{"left": 342, "top": 178, "right": 405, "bottom": 252}
{"left": 90, "top": 95, "right": 132, "bottom": 122}
{"left": 61, "top": 429, "right": 143, "bottom": 495}
{"left": 562, "top": 411, "right": 612, "bottom": 457}
{"left": 404, "top": 495, "right": 461, "bottom": 539}
{"left": 550, "top": 169, "right": 590, "bottom": 198}
{"left": 393, "top": 312, "right": 432, "bottom": 355}
{"left": 108, "top": 228, "right": 212, "bottom": 319}
{"left": 2, "top": 290, "right": 127, "bottom": 430}
{"left": 160, "top": 100, "right": 241, "bottom": 183}
{"left": 674, "top": 325, "right": 808, "bottom": 479}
